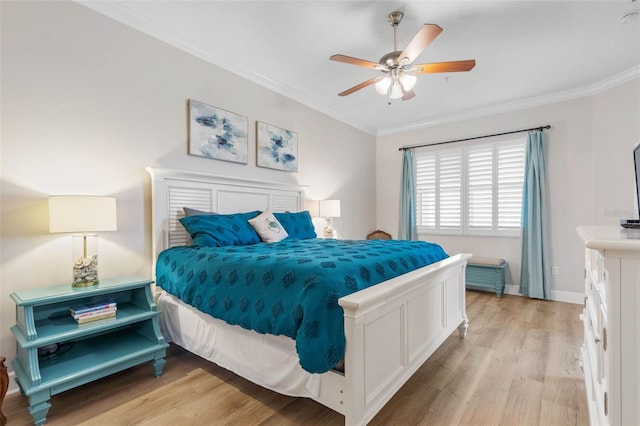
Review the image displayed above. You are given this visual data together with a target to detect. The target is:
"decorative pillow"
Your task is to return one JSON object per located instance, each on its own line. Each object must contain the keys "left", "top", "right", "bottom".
{"left": 248, "top": 211, "right": 289, "bottom": 243}
{"left": 274, "top": 211, "right": 317, "bottom": 239}
{"left": 179, "top": 211, "right": 261, "bottom": 247}
{"left": 183, "top": 207, "right": 217, "bottom": 216}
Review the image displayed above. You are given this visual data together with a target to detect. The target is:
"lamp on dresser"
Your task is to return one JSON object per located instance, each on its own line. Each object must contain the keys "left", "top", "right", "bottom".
{"left": 48, "top": 195, "right": 117, "bottom": 287}
{"left": 319, "top": 199, "right": 340, "bottom": 238}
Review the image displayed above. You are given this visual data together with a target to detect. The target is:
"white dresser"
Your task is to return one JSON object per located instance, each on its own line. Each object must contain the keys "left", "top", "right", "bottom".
{"left": 577, "top": 226, "right": 640, "bottom": 426}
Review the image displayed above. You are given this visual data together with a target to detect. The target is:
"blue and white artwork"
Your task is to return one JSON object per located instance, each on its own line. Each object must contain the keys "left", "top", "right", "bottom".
{"left": 189, "top": 99, "right": 248, "bottom": 164}
{"left": 256, "top": 121, "right": 298, "bottom": 172}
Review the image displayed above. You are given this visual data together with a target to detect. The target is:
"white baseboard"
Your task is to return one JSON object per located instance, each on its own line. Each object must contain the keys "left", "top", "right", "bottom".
{"left": 503, "top": 284, "right": 521, "bottom": 297}
{"left": 503, "top": 284, "right": 584, "bottom": 304}
{"left": 549, "top": 289, "right": 585, "bottom": 305}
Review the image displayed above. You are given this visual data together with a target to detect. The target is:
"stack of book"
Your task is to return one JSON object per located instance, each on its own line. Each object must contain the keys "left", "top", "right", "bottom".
{"left": 70, "top": 298, "right": 117, "bottom": 324}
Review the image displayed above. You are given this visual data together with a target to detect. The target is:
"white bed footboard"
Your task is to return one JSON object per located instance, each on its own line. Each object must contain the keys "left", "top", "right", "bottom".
{"left": 315, "top": 253, "right": 470, "bottom": 426}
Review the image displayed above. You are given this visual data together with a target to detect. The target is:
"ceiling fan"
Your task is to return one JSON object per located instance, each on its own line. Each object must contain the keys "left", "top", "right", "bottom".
{"left": 330, "top": 11, "right": 476, "bottom": 104}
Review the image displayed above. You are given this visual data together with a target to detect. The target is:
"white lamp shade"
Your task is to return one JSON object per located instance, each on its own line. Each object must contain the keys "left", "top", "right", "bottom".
{"left": 375, "top": 76, "right": 392, "bottom": 95}
{"left": 399, "top": 72, "right": 417, "bottom": 91}
{"left": 49, "top": 196, "right": 117, "bottom": 233}
{"left": 319, "top": 199, "right": 341, "bottom": 218}
{"left": 304, "top": 200, "right": 320, "bottom": 218}
{"left": 390, "top": 82, "right": 404, "bottom": 99}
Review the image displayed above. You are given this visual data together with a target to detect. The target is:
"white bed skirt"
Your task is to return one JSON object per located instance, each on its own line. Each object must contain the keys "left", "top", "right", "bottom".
{"left": 156, "top": 290, "right": 321, "bottom": 398}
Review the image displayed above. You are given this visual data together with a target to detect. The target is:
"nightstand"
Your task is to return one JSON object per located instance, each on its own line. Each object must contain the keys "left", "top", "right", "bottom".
{"left": 10, "top": 276, "right": 168, "bottom": 426}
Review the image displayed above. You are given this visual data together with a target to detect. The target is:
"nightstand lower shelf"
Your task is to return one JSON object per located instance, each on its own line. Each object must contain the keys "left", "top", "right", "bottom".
{"left": 14, "top": 329, "right": 166, "bottom": 395}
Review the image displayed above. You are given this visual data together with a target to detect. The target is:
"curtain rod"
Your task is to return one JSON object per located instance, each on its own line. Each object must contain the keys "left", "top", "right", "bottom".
{"left": 398, "top": 125, "right": 551, "bottom": 151}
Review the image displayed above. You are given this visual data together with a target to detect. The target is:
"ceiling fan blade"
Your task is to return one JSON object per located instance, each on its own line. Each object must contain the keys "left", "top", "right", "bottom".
{"left": 330, "top": 54, "right": 384, "bottom": 70}
{"left": 338, "top": 77, "right": 381, "bottom": 96}
{"left": 412, "top": 59, "right": 476, "bottom": 74}
{"left": 402, "top": 90, "right": 416, "bottom": 101}
{"left": 397, "top": 24, "right": 443, "bottom": 65}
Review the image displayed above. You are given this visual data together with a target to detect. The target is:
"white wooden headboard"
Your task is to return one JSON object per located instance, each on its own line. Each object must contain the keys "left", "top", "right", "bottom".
{"left": 146, "top": 167, "right": 305, "bottom": 276}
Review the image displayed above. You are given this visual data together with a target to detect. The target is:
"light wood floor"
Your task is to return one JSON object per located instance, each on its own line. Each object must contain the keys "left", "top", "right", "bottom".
{"left": 3, "top": 291, "right": 588, "bottom": 425}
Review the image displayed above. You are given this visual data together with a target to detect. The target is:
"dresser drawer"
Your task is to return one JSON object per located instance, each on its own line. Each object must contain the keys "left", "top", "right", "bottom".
{"left": 583, "top": 305, "right": 599, "bottom": 385}
{"left": 597, "top": 302, "right": 609, "bottom": 389}
{"left": 583, "top": 301, "right": 609, "bottom": 425}
{"left": 587, "top": 248, "right": 609, "bottom": 304}
{"left": 585, "top": 289, "right": 601, "bottom": 343}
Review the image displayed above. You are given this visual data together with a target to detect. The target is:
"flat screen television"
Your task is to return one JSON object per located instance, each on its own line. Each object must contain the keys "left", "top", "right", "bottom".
{"left": 635, "top": 143, "right": 640, "bottom": 218}
{"left": 621, "top": 144, "right": 640, "bottom": 228}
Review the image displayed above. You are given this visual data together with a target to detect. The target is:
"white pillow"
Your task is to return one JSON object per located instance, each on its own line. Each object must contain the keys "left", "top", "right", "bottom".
{"left": 248, "top": 211, "right": 289, "bottom": 243}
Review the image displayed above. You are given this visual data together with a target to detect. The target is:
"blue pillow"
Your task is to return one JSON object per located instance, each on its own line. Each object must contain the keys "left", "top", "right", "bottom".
{"left": 183, "top": 207, "right": 217, "bottom": 216}
{"left": 274, "top": 211, "right": 317, "bottom": 239}
{"left": 179, "top": 211, "right": 261, "bottom": 247}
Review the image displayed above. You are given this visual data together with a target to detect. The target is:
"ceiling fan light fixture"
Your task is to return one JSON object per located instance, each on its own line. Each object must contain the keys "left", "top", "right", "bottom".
{"left": 399, "top": 72, "right": 417, "bottom": 91}
{"left": 375, "top": 76, "right": 392, "bottom": 94}
{"left": 390, "top": 82, "right": 404, "bottom": 99}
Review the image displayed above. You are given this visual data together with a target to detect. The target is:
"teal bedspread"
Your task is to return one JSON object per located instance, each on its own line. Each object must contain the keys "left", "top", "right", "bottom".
{"left": 156, "top": 238, "right": 448, "bottom": 373}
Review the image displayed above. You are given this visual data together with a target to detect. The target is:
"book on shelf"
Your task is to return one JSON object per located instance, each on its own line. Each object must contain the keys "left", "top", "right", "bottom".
{"left": 76, "top": 310, "right": 117, "bottom": 324}
{"left": 72, "top": 306, "right": 117, "bottom": 320}
{"left": 70, "top": 298, "right": 117, "bottom": 315}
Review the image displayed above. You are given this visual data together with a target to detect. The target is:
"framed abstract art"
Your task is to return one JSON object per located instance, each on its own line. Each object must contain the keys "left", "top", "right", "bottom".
{"left": 188, "top": 99, "right": 248, "bottom": 164}
{"left": 256, "top": 121, "right": 298, "bottom": 172}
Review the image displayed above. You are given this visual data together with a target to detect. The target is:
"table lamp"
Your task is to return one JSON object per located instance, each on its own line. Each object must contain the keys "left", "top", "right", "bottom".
{"left": 48, "top": 196, "right": 117, "bottom": 287}
{"left": 304, "top": 200, "right": 320, "bottom": 218}
{"left": 319, "top": 199, "right": 340, "bottom": 238}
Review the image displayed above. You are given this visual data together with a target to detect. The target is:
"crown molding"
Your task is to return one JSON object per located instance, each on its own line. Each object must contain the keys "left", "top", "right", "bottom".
{"left": 377, "top": 65, "right": 640, "bottom": 136}
{"left": 77, "top": 2, "right": 638, "bottom": 138}
{"left": 587, "top": 64, "right": 640, "bottom": 95}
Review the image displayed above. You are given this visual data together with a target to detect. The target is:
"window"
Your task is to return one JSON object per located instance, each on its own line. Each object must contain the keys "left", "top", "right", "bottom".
{"left": 415, "top": 138, "right": 525, "bottom": 236}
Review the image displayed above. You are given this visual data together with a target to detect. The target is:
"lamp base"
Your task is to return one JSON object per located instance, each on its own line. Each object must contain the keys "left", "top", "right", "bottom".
{"left": 72, "top": 235, "right": 100, "bottom": 287}
{"left": 72, "top": 279, "right": 99, "bottom": 288}
{"left": 323, "top": 226, "right": 334, "bottom": 239}
{"left": 72, "top": 254, "right": 99, "bottom": 287}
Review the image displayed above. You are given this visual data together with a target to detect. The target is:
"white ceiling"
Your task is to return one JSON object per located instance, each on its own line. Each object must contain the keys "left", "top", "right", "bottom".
{"left": 80, "top": 1, "right": 640, "bottom": 135}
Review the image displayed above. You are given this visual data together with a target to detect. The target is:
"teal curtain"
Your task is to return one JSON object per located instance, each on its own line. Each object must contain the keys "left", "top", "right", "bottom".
{"left": 398, "top": 150, "right": 417, "bottom": 240}
{"left": 519, "top": 131, "right": 551, "bottom": 299}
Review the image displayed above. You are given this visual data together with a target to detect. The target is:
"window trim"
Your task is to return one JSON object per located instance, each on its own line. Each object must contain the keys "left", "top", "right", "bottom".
{"left": 414, "top": 138, "right": 525, "bottom": 238}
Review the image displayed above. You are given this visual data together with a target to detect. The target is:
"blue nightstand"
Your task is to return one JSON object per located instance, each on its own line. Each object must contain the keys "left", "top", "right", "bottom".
{"left": 10, "top": 276, "right": 168, "bottom": 425}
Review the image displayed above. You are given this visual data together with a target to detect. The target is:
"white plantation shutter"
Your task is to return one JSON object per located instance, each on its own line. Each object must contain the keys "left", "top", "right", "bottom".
{"left": 467, "top": 146, "right": 493, "bottom": 230}
{"left": 438, "top": 150, "right": 462, "bottom": 231}
{"left": 415, "top": 138, "right": 525, "bottom": 236}
{"left": 415, "top": 154, "right": 436, "bottom": 229}
{"left": 497, "top": 142, "right": 525, "bottom": 230}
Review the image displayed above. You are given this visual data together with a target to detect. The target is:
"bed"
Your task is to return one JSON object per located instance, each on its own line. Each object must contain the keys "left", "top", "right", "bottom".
{"left": 146, "top": 167, "right": 471, "bottom": 426}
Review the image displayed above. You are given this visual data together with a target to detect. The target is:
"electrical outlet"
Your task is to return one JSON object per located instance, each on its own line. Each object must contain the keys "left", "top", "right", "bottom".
{"left": 552, "top": 266, "right": 559, "bottom": 275}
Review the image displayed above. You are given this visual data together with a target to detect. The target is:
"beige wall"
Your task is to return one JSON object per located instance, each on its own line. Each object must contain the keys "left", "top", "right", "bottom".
{"left": 0, "top": 2, "right": 375, "bottom": 361}
{"left": 376, "top": 79, "right": 640, "bottom": 301}
{"left": 592, "top": 79, "right": 640, "bottom": 224}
